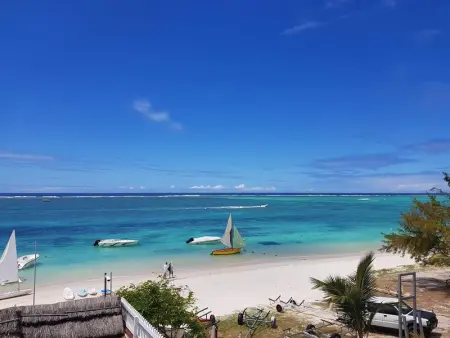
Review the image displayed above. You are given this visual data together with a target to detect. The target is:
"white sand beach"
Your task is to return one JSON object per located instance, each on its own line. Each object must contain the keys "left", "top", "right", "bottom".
{"left": 0, "top": 252, "right": 414, "bottom": 316}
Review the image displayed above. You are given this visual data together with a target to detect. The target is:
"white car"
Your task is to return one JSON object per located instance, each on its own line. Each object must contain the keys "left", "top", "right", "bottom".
{"left": 368, "top": 297, "right": 438, "bottom": 337}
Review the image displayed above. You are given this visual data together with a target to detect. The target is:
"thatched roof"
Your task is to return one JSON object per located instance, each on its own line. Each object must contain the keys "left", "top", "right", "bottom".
{"left": 0, "top": 295, "right": 124, "bottom": 338}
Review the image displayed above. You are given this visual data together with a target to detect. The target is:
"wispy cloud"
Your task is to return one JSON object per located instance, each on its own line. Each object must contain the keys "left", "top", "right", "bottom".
{"left": 310, "top": 153, "right": 416, "bottom": 171}
{"left": 0, "top": 184, "right": 94, "bottom": 193}
{"left": 403, "top": 139, "right": 450, "bottom": 155}
{"left": 422, "top": 82, "right": 450, "bottom": 110}
{"left": 281, "top": 21, "right": 325, "bottom": 36}
{"left": 119, "top": 186, "right": 146, "bottom": 190}
{"left": 306, "top": 170, "right": 446, "bottom": 193}
{"left": 133, "top": 99, "right": 182, "bottom": 130}
{"left": 234, "top": 184, "right": 276, "bottom": 191}
{"left": 325, "top": 0, "right": 351, "bottom": 10}
{"left": 416, "top": 29, "right": 441, "bottom": 45}
{"left": 189, "top": 185, "right": 225, "bottom": 190}
{"left": 0, "top": 151, "right": 54, "bottom": 161}
{"left": 382, "top": 0, "right": 396, "bottom": 8}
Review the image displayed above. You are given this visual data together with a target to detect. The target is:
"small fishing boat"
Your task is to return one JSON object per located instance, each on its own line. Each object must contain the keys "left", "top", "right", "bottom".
{"left": 100, "top": 288, "right": 112, "bottom": 295}
{"left": 186, "top": 236, "right": 221, "bottom": 245}
{"left": 93, "top": 239, "right": 138, "bottom": 247}
{"left": 211, "top": 213, "right": 245, "bottom": 256}
{"left": 88, "top": 287, "right": 97, "bottom": 296}
{"left": 78, "top": 289, "right": 88, "bottom": 297}
{"left": 63, "top": 287, "right": 75, "bottom": 300}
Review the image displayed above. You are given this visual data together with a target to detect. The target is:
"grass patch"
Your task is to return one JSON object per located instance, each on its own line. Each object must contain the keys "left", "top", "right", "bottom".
{"left": 309, "top": 301, "right": 330, "bottom": 310}
{"left": 215, "top": 311, "right": 308, "bottom": 338}
{"left": 374, "top": 264, "right": 417, "bottom": 278}
{"left": 214, "top": 308, "right": 345, "bottom": 337}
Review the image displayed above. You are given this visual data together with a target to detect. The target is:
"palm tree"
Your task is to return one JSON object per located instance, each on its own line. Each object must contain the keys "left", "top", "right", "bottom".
{"left": 310, "top": 251, "right": 377, "bottom": 338}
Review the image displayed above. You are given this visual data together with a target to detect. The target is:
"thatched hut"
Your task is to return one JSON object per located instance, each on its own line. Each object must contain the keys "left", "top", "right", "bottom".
{"left": 0, "top": 295, "right": 125, "bottom": 338}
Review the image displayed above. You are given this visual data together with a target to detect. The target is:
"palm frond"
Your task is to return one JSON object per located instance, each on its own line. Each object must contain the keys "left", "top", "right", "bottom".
{"left": 350, "top": 251, "right": 377, "bottom": 301}
{"left": 310, "top": 252, "right": 379, "bottom": 338}
{"left": 310, "top": 276, "right": 351, "bottom": 304}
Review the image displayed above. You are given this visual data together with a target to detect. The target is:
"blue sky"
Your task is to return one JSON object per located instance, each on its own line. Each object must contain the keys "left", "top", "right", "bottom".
{"left": 1, "top": 0, "right": 450, "bottom": 193}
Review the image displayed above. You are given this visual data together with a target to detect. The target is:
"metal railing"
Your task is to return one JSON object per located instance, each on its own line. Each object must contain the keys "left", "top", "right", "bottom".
{"left": 121, "top": 298, "right": 165, "bottom": 338}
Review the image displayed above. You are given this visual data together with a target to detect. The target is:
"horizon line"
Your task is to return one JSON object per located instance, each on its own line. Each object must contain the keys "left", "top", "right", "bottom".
{"left": 0, "top": 192, "right": 437, "bottom": 196}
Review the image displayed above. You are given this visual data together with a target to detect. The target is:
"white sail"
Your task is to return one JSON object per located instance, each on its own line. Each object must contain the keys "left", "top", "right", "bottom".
{"left": 220, "top": 214, "right": 233, "bottom": 248}
{"left": 232, "top": 226, "right": 245, "bottom": 248}
{"left": 0, "top": 230, "right": 19, "bottom": 284}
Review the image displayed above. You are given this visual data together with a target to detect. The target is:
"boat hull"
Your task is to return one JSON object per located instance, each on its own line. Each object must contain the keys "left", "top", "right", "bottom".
{"left": 18, "top": 254, "right": 39, "bottom": 270}
{"left": 186, "top": 236, "right": 221, "bottom": 245}
{"left": 210, "top": 248, "right": 241, "bottom": 255}
{"left": 0, "top": 289, "right": 32, "bottom": 300}
{"left": 96, "top": 240, "right": 138, "bottom": 247}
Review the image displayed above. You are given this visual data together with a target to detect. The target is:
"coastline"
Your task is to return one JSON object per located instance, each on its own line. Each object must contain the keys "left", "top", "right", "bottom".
{"left": 0, "top": 249, "right": 414, "bottom": 316}
{"left": 16, "top": 238, "right": 384, "bottom": 287}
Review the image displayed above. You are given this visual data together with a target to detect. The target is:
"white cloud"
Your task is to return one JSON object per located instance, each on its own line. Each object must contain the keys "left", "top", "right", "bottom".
{"left": 189, "top": 185, "right": 225, "bottom": 190}
{"left": 119, "top": 186, "right": 135, "bottom": 190}
{"left": 170, "top": 185, "right": 175, "bottom": 189}
{"left": 234, "top": 184, "right": 276, "bottom": 191}
{"left": 281, "top": 21, "right": 324, "bottom": 36}
{"left": 133, "top": 99, "right": 182, "bottom": 129}
{"left": 139, "top": 186, "right": 146, "bottom": 190}
{"left": 0, "top": 151, "right": 54, "bottom": 161}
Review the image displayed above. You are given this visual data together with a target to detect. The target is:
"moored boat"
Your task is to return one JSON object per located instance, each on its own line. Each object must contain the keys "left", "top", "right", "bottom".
{"left": 18, "top": 254, "right": 40, "bottom": 270}
{"left": 186, "top": 236, "right": 221, "bottom": 245}
{"left": 93, "top": 239, "right": 138, "bottom": 247}
{"left": 211, "top": 213, "right": 245, "bottom": 256}
{"left": 0, "top": 230, "right": 33, "bottom": 299}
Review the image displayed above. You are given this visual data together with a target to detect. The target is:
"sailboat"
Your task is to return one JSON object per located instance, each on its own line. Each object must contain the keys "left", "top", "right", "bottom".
{"left": 0, "top": 230, "right": 33, "bottom": 300}
{"left": 211, "top": 213, "right": 245, "bottom": 256}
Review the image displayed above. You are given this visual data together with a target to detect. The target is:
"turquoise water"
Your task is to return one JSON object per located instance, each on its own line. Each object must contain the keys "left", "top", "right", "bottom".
{"left": 0, "top": 194, "right": 420, "bottom": 284}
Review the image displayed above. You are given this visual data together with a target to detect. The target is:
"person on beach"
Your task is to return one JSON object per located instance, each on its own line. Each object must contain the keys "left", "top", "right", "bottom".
{"left": 168, "top": 261, "right": 174, "bottom": 278}
{"left": 163, "top": 262, "right": 168, "bottom": 278}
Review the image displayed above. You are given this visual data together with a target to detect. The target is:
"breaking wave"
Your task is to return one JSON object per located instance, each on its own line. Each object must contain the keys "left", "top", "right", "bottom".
{"left": 185, "top": 204, "right": 268, "bottom": 210}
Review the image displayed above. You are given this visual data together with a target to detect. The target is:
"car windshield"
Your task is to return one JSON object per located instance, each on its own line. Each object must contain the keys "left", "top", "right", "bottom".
{"left": 398, "top": 301, "right": 413, "bottom": 314}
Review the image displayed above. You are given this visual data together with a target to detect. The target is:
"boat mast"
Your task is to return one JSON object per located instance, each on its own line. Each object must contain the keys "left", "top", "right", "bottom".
{"left": 230, "top": 223, "right": 234, "bottom": 249}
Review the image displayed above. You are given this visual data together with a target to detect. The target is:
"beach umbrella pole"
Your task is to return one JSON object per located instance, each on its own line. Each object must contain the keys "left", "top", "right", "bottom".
{"left": 33, "top": 241, "right": 37, "bottom": 306}
{"left": 104, "top": 273, "right": 107, "bottom": 298}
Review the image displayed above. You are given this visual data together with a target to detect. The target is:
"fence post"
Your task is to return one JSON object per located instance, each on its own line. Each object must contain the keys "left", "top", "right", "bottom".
{"left": 134, "top": 315, "right": 140, "bottom": 338}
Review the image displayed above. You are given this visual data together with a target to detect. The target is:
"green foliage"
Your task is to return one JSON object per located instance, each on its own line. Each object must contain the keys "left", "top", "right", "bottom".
{"left": 310, "top": 251, "right": 377, "bottom": 338}
{"left": 380, "top": 172, "right": 450, "bottom": 263}
{"left": 426, "top": 254, "right": 450, "bottom": 266}
{"left": 116, "top": 279, "right": 205, "bottom": 338}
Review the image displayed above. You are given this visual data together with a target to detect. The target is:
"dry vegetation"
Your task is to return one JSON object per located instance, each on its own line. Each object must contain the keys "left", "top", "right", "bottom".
{"left": 212, "top": 264, "right": 450, "bottom": 338}
{"left": 374, "top": 264, "right": 450, "bottom": 337}
{"left": 215, "top": 311, "right": 340, "bottom": 338}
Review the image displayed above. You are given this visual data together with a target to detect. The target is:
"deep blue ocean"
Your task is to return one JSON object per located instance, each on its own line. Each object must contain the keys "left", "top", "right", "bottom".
{"left": 0, "top": 193, "right": 423, "bottom": 284}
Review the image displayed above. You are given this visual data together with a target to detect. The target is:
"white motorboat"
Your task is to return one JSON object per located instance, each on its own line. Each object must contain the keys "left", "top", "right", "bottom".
{"left": 18, "top": 254, "right": 40, "bottom": 270}
{"left": 0, "top": 230, "right": 33, "bottom": 299}
{"left": 93, "top": 239, "right": 138, "bottom": 247}
{"left": 185, "top": 236, "right": 221, "bottom": 245}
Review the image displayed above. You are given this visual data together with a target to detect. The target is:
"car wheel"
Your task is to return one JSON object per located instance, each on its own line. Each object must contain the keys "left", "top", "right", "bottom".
{"left": 423, "top": 328, "right": 432, "bottom": 338}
